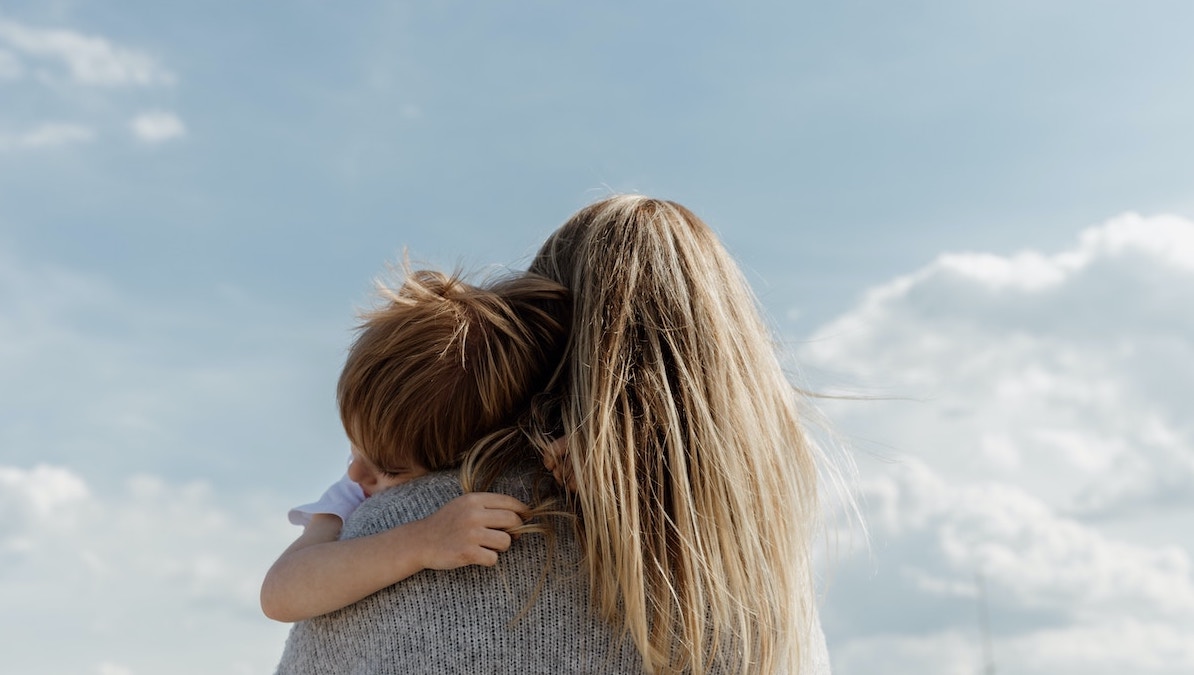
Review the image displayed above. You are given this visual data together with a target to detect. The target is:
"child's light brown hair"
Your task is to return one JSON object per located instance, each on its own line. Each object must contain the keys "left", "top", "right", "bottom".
{"left": 337, "top": 268, "right": 569, "bottom": 475}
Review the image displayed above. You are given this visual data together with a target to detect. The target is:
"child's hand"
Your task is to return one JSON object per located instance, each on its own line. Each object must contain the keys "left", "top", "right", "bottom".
{"left": 542, "top": 436, "right": 576, "bottom": 491}
{"left": 413, "top": 493, "right": 529, "bottom": 570}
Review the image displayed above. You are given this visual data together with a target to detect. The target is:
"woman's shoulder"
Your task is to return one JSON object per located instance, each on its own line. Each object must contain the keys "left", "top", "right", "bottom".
{"left": 341, "top": 471, "right": 462, "bottom": 539}
{"left": 341, "top": 462, "right": 542, "bottom": 540}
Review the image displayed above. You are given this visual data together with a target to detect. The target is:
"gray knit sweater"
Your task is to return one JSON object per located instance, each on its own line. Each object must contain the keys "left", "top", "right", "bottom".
{"left": 274, "top": 467, "right": 831, "bottom": 674}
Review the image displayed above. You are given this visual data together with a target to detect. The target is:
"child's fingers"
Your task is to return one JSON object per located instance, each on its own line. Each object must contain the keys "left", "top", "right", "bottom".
{"left": 478, "top": 529, "right": 513, "bottom": 552}
{"left": 481, "top": 508, "right": 525, "bottom": 533}
{"left": 470, "top": 547, "right": 500, "bottom": 567}
{"left": 470, "top": 492, "right": 531, "bottom": 518}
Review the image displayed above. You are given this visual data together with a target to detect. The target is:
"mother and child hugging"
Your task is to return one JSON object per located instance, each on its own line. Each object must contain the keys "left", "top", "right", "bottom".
{"left": 263, "top": 195, "right": 833, "bottom": 675}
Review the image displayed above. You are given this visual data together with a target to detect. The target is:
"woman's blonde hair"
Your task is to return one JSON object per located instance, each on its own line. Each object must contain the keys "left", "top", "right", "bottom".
{"left": 525, "top": 196, "right": 820, "bottom": 674}
{"left": 338, "top": 269, "right": 568, "bottom": 474}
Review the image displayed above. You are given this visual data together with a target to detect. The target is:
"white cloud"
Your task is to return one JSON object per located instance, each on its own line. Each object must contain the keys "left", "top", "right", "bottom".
{"left": 929, "top": 213, "right": 1194, "bottom": 292}
{"left": 22, "top": 121, "right": 93, "bottom": 146}
{"left": 800, "top": 213, "right": 1194, "bottom": 673}
{"left": 1007, "top": 618, "right": 1194, "bottom": 675}
{"left": 0, "top": 241, "right": 347, "bottom": 667}
{"left": 0, "top": 243, "right": 347, "bottom": 673}
{"left": 129, "top": 110, "right": 186, "bottom": 143}
{"left": 863, "top": 461, "right": 1194, "bottom": 617}
{"left": 0, "top": 463, "right": 294, "bottom": 674}
{"left": 1078, "top": 212, "right": 1194, "bottom": 270}
{"left": 937, "top": 249, "right": 1070, "bottom": 291}
{"left": 804, "top": 213, "right": 1194, "bottom": 514}
{"left": 831, "top": 631, "right": 982, "bottom": 675}
{"left": 0, "top": 464, "right": 88, "bottom": 519}
{"left": 0, "top": 18, "right": 174, "bottom": 87}
{"left": 0, "top": 121, "right": 95, "bottom": 150}
{"left": 0, "top": 18, "right": 180, "bottom": 152}
{"left": 832, "top": 619, "right": 1194, "bottom": 675}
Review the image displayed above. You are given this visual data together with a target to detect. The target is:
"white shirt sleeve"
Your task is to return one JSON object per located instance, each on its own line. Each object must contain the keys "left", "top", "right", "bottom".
{"left": 287, "top": 473, "right": 365, "bottom": 526}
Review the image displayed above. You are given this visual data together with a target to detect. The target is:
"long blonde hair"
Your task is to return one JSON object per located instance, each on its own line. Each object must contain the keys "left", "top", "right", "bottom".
{"left": 526, "top": 196, "right": 820, "bottom": 674}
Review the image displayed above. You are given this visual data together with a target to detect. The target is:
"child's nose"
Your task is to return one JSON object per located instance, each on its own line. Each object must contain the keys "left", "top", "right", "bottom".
{"left": 347, "top": 459, "right": 371, "bottom": 485}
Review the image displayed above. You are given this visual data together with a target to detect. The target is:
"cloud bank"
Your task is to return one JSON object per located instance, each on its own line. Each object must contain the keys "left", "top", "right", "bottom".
{"left": 0, "top": 239, "right": 343, "bottom": 673}
{"left": 803, "top": 213, "right": 1194, "bottom": 674}
{"left": 1, "top": 463, "right": 293, "bottom": 674}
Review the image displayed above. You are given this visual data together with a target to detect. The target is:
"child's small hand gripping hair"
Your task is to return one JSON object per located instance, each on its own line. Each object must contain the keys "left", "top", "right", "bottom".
{"left": 409, "top": 492, "right": 530, "bottom": 569}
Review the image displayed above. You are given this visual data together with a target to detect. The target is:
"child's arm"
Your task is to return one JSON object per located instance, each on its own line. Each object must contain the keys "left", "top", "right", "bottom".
{"left": 260, "top": 492, "right": 529, "bottom": 622}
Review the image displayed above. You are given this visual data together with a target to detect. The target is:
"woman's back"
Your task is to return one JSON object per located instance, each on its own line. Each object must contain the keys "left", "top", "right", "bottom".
{"left": 275, "top": 464, "right": 831, "bottom": 674}
{"left": 275, "top": 466, "right": 644, "bottom": 675}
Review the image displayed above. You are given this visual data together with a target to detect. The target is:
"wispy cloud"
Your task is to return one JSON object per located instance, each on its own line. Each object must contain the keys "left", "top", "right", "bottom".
{"left": 0, "top": 18, "right": 174, "bottom": 87}
{"left": 0, "top": 121, "right": 94, "bottom": 150}
{"left": 129, "top": 110, "right": 186, "bottom": 143}
{"left": 0, "top": 17, "right": 179, "bottom": 154}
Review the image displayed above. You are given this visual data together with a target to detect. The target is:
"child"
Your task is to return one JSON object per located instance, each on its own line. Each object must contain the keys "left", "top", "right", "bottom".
{"left": 260, "top": 268, "right": 569, "bottom": 622}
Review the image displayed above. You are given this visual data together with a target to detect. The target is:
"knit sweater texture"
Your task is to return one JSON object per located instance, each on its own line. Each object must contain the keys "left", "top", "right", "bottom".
{"left": 274, "top": 467, "right": 831, "bottom": 674}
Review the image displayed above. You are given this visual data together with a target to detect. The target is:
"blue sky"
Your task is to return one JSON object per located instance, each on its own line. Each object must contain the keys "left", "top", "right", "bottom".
{"left": 2, "top": 2, "right": 1193, "bottom": 673}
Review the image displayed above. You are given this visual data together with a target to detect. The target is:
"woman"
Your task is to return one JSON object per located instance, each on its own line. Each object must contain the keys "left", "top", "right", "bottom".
{"left": 275, "top": 196, "right": 830, "bottom": 674}
{"left": 520, "top": 196, "right": 825, "bottom": 674}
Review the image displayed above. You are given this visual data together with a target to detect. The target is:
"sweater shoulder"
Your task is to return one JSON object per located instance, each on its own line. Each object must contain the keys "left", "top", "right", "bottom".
{"left": 341, "top": 471, "right": 462, "bottom": 539}
{"left": 341, "top": 464, "right": 541, "bottom": 540}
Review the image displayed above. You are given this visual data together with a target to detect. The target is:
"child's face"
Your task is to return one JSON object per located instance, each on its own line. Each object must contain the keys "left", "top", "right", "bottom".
{"left": 347, "top": 445, "right": 428, "bottom": 498}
